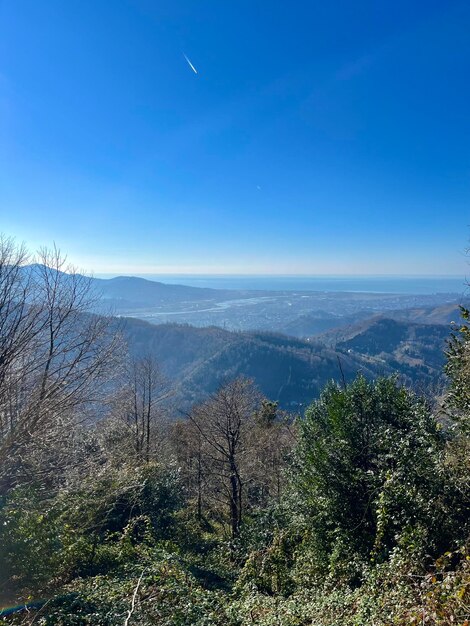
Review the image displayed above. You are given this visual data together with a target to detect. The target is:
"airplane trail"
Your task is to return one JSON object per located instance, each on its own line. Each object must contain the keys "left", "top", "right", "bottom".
{"left": 183, "top": 53, "right": 198, "bottom": 74}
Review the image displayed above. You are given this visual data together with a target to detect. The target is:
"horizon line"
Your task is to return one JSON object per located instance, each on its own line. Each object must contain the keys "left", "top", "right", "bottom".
{"left": 95, "top": 272, "right": 466, "bottom": 279}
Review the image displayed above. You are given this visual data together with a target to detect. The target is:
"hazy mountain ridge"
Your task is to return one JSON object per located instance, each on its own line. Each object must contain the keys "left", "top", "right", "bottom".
{"left": 94, "top": 275, "right": 232, "bottom": 306}
{"left": 18, "top": 266, "right": 458, "bottom": 407}
{"left": 118, "top": 316, "right": 449, "bottom": 409}
{"left": 285, "top": 302, "right": 468, "bottom": 339}
{"left": 20, "top": 264, "right": 248, "bottom": 309}
{"left": 93, "top": 273, "right": 464, "bottom": 334}
{"left": 22, "top": 265, "right": 464, "bottom": 333}
{"left": 383, "top": 301, "right": 468, "bottom": 325}
{"left": 118, "top": 318, "right": 377, "bottom": 409}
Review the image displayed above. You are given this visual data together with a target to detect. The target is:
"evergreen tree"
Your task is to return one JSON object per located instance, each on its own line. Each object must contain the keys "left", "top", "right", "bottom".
{"left": 296, "top": 376, "right": 457, "bottom": 581}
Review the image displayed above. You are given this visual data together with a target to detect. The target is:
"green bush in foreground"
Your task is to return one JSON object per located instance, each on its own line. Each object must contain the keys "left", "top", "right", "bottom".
{"left": 0, "top": 463, "right": 184, "bottom": 594}
{"left": 293, "top": 376, "right": 467, "bottom": 584}
{"left": 1, "top": 374, "right": 468, "bottom": 625}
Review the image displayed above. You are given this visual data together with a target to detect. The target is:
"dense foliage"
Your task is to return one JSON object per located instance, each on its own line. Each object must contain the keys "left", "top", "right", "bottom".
{"left": 446, "top": 306, "right": 470, "bottom": 430}
{"left": 296, "top": 377, "right": 463, "bottom": 577}
{"left": 0, "top": 240, "right": 469, "bottom": 625}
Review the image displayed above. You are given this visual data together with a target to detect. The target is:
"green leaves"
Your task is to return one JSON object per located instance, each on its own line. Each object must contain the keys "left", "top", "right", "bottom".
{"left": 445, "top": 306, "right": 470, "bottom": 430}
{"left": 294, "top": 376, "right": 457, "bottom": 579}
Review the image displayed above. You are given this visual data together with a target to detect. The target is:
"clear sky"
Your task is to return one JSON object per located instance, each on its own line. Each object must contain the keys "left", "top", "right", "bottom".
{"left": 1, "top": 0, "right": 469, "bottom": 275}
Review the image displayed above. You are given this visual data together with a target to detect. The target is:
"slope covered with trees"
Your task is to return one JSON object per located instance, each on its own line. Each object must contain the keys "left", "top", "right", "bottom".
{"left": 120, "top": 318, "right": 448, "bottom": 410}
{"left": 0, "top": 238, "right": 468, "bottom": 625}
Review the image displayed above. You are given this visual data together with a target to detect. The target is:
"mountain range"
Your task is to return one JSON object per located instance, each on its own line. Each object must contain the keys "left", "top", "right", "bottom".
{"left": 118, "top": 314, "right": 453, "bottom": 410}
{"left": 22, "top": 265, "right": 466, "bottom": 410}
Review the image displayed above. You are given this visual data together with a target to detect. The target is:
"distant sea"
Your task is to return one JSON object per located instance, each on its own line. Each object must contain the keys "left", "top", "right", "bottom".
{"left": 105, "top": 274, "right": 468, "bottom": 296}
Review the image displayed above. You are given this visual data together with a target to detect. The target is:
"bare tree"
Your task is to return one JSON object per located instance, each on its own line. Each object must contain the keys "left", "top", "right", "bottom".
{"left": 112, "top": 354, "right": 172, "bottom": 463}
{"left": 0, "top": 237, "right": 43, "bottom": 441}
{"left": 0, "top": 238, "right": 121, "bottom": 490}
{"left": 188, "top": 377, "right": 262, "bottom": 538}
{"left": 31, "top": 247, "right": 118, "bottom": 416}
{"left": 171, "top": 418, "right": 207, "bottom": 522}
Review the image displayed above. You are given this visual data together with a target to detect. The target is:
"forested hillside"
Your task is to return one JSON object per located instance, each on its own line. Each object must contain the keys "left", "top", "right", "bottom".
{"left": 119, "top": 319, "right": 379, "bottom": 408}
{"left": 323, "top": 316, "right": 451, "bottom": 390}
{"left": 0, "top": 240, "right": 469, "bottom": 625}
{"left": 120, "top": 316, "right": 449, "bottom": 408}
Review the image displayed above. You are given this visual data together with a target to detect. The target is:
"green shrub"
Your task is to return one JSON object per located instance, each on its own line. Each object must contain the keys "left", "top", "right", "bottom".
{"left": 0, "top": 463, "right": 185, "bottom": 595}
{"left": 293, "top": 376, "right": 466, "bottom": 583}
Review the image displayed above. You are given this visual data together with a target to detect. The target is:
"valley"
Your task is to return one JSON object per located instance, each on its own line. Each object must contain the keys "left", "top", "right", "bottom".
{"left": 100, "top": 274, "right": 466, "bottom": 410}
{"left": 95, "top": 273, "right": 464, "bottom": 335}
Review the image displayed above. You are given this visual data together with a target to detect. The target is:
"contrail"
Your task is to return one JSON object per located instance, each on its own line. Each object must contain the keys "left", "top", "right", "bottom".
{"left": 183, "top": 53, "right": 198, "bottom": 74}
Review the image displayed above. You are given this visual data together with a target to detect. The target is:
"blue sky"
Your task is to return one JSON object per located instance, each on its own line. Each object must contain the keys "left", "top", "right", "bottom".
{"left": 1, "top": 0, "right": 469, "bottom": 275}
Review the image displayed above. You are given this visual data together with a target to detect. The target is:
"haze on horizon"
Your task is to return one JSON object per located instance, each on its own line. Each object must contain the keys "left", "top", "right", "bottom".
{"left": 1, "top": 0, "right": 469, "bottom": 276}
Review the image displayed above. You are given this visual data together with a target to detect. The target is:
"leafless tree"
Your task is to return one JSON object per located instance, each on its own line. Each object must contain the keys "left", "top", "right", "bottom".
{"left": 0, "top": 237, "right": 42, "bottom": 439}
{"left": 187, "top": 377, "right": 262, "bottom": 538}
{"left": 171, "top": 418, "right": 207, "bottom": 522}
{"left": 112, "top": 354, "right": 173, "bottom": 463}
{"left": 0, "top": 238, "right": 121, "bottom": 490}
{"left": 172, "top": 386, "right": 297, "bottom": 535}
